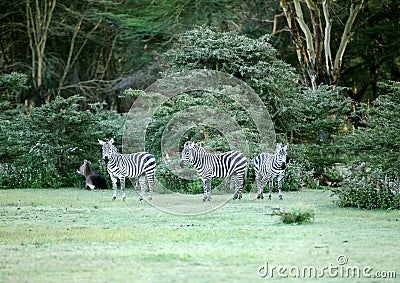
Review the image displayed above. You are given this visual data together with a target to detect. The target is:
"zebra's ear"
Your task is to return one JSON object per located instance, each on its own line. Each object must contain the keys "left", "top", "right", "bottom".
{"left": 98, "top": 139, "right": 105, "bottom": 145}
{"left": 109, "top": 138, "right": 114, "bottom": 144}
{"left": 275, "top": 143, "right": 282, "bottom": 152}
{"left": 283, "top": 144, "right": 288, "bottom": 151}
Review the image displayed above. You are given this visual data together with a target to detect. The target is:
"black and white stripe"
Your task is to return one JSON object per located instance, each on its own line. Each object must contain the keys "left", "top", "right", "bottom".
{"left": 99, "top": 138, "right": 156, "bottom": 201}
{"left": 254, "top": 144, "right": 288, "bottom": 200}
{"left": 180, "top": 141, "right": 248, "bottom": 201}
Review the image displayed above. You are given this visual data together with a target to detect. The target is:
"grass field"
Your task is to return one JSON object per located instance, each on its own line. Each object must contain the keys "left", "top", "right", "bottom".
{"left": 0, "top": 188, "right": 399, "bottom": 282}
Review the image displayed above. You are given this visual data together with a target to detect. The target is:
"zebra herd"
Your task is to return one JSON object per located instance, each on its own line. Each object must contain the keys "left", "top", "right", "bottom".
{"left": 97, "top": 139, "right": 288, "bottom": 202}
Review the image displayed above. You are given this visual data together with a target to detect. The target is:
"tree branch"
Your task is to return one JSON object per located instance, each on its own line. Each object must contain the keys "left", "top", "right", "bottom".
{"left": 293, "top": 0, "right": 316, "bottom": 68}
{"left": 293, "top": 0, "right": 317, "bottom": 90}
{"left": 280, "top": 1, "right": 304, "bottom": 71}
{"left": 322, "top": 0, "right": 333, "bottom": 81}
{"left": 333, "top": 1, "right": 364, "bottom": 74}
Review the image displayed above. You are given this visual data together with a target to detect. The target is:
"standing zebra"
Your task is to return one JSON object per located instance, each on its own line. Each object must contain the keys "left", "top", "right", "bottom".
{"left": 254, "top": 144, "right": 288, "bottom": 200}
{"left": 180, "top": 141, "right": 248, "bottom": 201}
{"left": 98, "top": 138, "right": 156, "bottom": 201}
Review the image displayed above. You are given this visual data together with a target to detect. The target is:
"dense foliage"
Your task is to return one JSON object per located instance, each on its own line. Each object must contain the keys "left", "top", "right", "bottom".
{"left": 344, "top": 81, "right": 400, "bottom": 177}
{"left": 333, "top": 172, "right": 400, "bottom": 210}
{"left": 0, "top": 0, "right": 399, "bottom": 211}
{"left": 161, "top": 27, "right": 352, "bottom": 190}
{"left": 163, "top": 26, "right": 298, "bottom": 134}
{"left": 331, "top": 81, "right": 400, "bottom": 209}
{"left": 1, "top": 1, "right": 399, "bottom": 107}
{"left": 0, "top": 82, "right": 124, "bottom": 188}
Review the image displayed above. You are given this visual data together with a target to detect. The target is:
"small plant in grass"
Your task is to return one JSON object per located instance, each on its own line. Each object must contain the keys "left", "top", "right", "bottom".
{"left": 272, "top": 206, "right": 315, "bottom": 224}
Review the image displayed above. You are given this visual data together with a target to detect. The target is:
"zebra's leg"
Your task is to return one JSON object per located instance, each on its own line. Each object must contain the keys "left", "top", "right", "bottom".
{"left": 225, "top": 175, "right": 230, "bottom": 190}
{"left": 138, "top": 175, "right": 146, "bottom": 201}
{"left": 110, "top": 174, "right": 118, "bottom": 200}
{"left": 200, "top": 178, "right": 207, "bottom": 201}
{"left": 206, "top": 179, "right": 212, "bottom": 201}
{"left": 237, "top": 174, "right": 243, "bottom": 199}
{"left": 232, "top": 174, "right": 238, "bottom": 200}
{"left": 146, "top": 171, "right": 155, "bottom": 200}
{"left": 278, "top": 174, "right": 284, "bottom": 200}
{"left": 256, "top": 175, "right": 266, "bottom": 199}
{"left": 256, "top": 174, "right": 264, "bottom": 199}
{"left": 120, "top": 177, "right": 126, "bottom": 201}
{"left": 268, "top": 177, "right": 274, "bottom": 200}
{"left": 232, "top": 174, "right": 243, "bottom": 200}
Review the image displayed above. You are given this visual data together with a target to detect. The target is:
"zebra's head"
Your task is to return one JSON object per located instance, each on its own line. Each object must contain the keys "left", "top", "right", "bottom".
{"left": 275, "top": 143, "right": 288, "bottom": 170}
{"left": 98, "top": 138, "right": 116, "bottom": 164}
{"left": 180, "top": 141, "right": 195, "bottom": 168}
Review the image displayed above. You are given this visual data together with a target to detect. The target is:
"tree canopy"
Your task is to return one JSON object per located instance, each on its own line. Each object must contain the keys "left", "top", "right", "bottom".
{"left": 1, "top": 0, "right": 398, "bottom": 107}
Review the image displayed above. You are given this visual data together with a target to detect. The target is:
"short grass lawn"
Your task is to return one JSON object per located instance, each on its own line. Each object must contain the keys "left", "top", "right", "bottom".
{"left": 1, "top": 188, "right": 399, "bottom": 282}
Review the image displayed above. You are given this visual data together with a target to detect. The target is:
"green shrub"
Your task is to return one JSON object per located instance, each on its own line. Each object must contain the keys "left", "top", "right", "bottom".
{"left": 155, "top": 161, "right": 201, "bottom": 194}
{"left": 342, "top": 81, "right": 400, "bottom": 178}
{"left": 0, "top": 96, "right": 124, "bottom": 189}
{"left": 272, "top": 206, "right": 315, "bottom": 224}
{"left": 0, "top": 72, "right": 28, "bottom": 112}
{"left": 163, "top": 26, "right": 299, "bottom": 134}
{"left": 332, "top": 173, "right": 400, "bottom": 209}
{"left": 282, "top": 159, "right": 314, "bottom": 191}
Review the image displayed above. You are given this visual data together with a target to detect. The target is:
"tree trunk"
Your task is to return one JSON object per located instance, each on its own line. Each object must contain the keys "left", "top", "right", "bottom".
{"left": 26, "top": 0, "right": 56, "bottom": 104}
{"left": 279, "top": 0, "right": 364, "bottom": 90}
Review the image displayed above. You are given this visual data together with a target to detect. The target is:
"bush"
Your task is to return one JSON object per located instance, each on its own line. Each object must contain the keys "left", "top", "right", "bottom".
{"left": 343, "top": 81, "right": 400, "bottom": 178}
{"left": 282, "top": 159, "right": 313, "bottom": 191}
{"left": 332, "top": 172, "right": 400, "bottom": 209}
{"left": 0, "top": 96, "right": 124, "bottom": 188}
{"left": 163, "top": 26, "right": 299, "bottom": 134}
{"left": 0, "top": 72, "right": 28, "bottom": 112}
{"left": 271, "top": 206, "right": 315, "bottom": 224}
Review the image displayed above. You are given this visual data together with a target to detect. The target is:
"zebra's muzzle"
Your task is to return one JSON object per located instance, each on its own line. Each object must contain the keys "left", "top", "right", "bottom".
{"left": 281, "top": 162, "right": 286, "bottom": 169}
{"left": 103, "top": 157, "right": 109, "bottom": 164}
{"left": 179, "top": 160, "right": 185, "bottom": 168}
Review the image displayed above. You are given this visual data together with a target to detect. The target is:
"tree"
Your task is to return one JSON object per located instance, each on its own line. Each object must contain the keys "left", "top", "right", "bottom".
{"left": 0, "top": 0, "right": 124, "bottom": 106}
{"left": 278, "top": 0, "right": 364, "bottom": 90}
{"left": 26, "top": 0, "right": 56, "bottom": 102}
{"left": 163, "top": 26, "right": 300, "bottom": 135}
{"left": 341, "top": 0, "right": 400, "bottom": 102}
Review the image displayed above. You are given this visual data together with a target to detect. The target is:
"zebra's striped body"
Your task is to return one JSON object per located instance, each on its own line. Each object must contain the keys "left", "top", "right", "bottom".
{"left": 98, "top": 138, "right": 156, "bottom": 201}
{"left": 180, "top": 141, "right": 248, "bottom": 201}
{"left": 254, "top": 144, "right": 288, "bottom": 200}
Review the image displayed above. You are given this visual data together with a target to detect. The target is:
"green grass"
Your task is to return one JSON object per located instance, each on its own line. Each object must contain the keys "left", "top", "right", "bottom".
{"left": 0, "top": 189, "right": 399, "bottom": 282}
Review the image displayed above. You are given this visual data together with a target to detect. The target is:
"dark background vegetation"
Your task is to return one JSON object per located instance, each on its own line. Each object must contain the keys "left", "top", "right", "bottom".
{"left": 0, "top": 0, "right": 399, "bottom": 208}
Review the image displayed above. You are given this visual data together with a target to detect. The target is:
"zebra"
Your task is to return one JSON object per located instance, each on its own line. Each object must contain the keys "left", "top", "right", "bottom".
{"left": 179, "top": 141, "right": 248, "bottom": 201}
{"left": 254, "top": 144, "right": 288, "bottom": 200}
{"left": 98, "top": 138, "right": 156, "bottom": 201}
